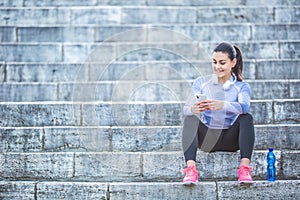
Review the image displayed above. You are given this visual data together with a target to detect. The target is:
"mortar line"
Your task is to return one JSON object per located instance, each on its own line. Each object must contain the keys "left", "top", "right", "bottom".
{"left": 3, "top": 61, "right": 7, "bottom": 82}
{"left": 215, "top": 181, "right": 219, "bottom": 200}
{"left": 34, "top": 182, "right": 38, "bottom": 200}
{"left": 106, "top": 184, "right": 110, "bottom": 200}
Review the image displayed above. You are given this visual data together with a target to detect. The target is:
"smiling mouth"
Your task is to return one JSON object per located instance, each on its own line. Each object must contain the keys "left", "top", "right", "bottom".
{"left": 215, "top": 69, "right": 224, "bottom": 73}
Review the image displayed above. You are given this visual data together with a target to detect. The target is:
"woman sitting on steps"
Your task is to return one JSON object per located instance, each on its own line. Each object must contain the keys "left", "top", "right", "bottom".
{"left": 181, "top": 42, "right": 255, "bottom": 185}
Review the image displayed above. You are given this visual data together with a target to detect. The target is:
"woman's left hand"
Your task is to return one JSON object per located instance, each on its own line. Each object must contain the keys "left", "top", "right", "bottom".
{"left": 205, "top": 100, "right": 225, "bottom": 110}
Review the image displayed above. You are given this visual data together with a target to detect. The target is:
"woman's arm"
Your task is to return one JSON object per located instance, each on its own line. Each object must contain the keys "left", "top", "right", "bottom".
{"left": 205, "top": 83, "right": 251, "bottom": 114}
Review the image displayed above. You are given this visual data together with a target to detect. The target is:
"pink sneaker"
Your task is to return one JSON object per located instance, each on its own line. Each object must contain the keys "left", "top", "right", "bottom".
{"left": 238, "top": 165, "right": 253, "bottom": 183}
{"left": 181, "top": 165, "right": 198, "bottom": 185}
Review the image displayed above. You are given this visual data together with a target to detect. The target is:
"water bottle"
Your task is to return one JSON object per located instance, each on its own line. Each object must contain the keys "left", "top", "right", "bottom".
{"left": 266, "top": 148, "right": 276, "bottom": 181}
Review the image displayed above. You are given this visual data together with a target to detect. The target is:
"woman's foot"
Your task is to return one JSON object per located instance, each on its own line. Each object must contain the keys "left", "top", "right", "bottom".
{"left": 238, "top": 165, "right": 253, "bottom": 183}
{"left": 181, "top": 165, "right": 198, "bottom": 185}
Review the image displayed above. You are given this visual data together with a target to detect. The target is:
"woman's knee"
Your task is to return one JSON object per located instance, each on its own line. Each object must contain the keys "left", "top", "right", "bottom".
{"left": 238, "top": 113, "right": 253, "bottom": 123}
{"left": 183, "top": 115, "right": 200, "bottom": 126}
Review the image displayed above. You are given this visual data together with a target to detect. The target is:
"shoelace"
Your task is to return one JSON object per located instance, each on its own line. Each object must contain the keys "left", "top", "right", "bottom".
{"left": 181, "top": 166, "right": 197, "bottom": 176}
{"left": 239, "top": 166, "right": 254, "bottom": 176}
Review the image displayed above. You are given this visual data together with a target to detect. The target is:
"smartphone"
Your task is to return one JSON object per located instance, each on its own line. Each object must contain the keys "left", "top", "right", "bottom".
{"left": 195, "top": 93, "right": 206, "bottom": 101}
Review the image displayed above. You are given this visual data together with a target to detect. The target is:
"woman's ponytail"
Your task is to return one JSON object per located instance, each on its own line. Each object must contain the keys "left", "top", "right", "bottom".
{"left": 232, "top": 45, "right": 243, "bottom": 81}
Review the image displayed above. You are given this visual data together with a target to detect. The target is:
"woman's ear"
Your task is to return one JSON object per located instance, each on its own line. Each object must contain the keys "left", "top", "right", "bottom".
{"left": 232, "top": 58, "right": 237, "bottom": 68}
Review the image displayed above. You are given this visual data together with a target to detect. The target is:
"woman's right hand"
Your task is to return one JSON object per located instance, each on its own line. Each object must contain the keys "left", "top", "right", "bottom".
{"left": 191, "top": 100, "right": 209, "bottom": 114}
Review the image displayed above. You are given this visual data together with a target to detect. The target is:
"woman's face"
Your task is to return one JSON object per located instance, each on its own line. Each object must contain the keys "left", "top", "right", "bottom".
{"left": 212, "top": 51, "right": 236, "bottom": 81}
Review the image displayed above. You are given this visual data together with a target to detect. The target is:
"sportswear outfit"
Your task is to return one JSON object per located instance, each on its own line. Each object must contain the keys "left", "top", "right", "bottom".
{"left": 181, "top": 74, "right": 255, "bottom": 184}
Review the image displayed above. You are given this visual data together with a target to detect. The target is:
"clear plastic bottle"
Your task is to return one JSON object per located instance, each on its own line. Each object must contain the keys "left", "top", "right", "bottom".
{"left": 266, "top": 148, "right": 276, "bottom": 181}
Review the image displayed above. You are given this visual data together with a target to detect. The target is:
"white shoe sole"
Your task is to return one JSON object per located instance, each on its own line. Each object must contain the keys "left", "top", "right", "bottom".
{"left": 182, "top": 180, "right": 198, "bottom": 186}
{"left": 239, "top": 180, "right": 253, "bottom": 184}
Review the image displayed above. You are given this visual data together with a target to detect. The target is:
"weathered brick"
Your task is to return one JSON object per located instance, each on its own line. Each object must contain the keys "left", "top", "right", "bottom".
{"left": 218, "top": 180, "right": 300, "bottom": 200}
{"left": 254, "top": 125, "right": 300, "bottom": 150}
{"left": 273, "top": 100, "right": 300, "bottom": 124}
{"left": 147, "top": 0, "right": 193, "bottom": 6}
{"left": 109, "top": 182, "right": 217, "bottom": 200}
{"left": 63, "top": 44, "right": 90, "bottom": 63}
{"left": 6, "top": 63, "right": 86, "bottom": 82}
{"left": 188, "top": 24, "right": 251, "bottom": 41}
{"left": 59, "top": 82, "right": 113, "bottom": 101}
{"left": 18, "top": 27, "right": 63, "bottom": 42}
{"left": 0, "top": 128, "right": 43, "bottom": 152}
{"left": 0, "top": 103, "right": 81, "bottom": 127}
{"left": 82, "top": 103, "right": 113, "bottom": 126}
{"left": 244, "top": 0, "right": 300, "bottom": 5}
{"left": 0, "top": 0, "right": 23, "bottom": 7}
{"left": 0, "top": 44, "right": 62, "bottom": 62}
{"left": 0, "top": 83, "right": 58, "bottom": 102}
{"left": 202, "top": 42, "right": 279, "bottom": 59}
{"left": 18, "top": 27, "right": 95, "bottom": 43}
{"left": 44, "top": 127, "right": 111, "bottom": 152}
{"left": 249, "top": 100, "right": 273, "bottom": 124}
{"left": 280, "top": 42, "right": 300, "bottom": 59}
{"left": 255, "top": 60, "right": 300, "bottom": 79}
{"left": 275, "top": 7, "right": 300, "bottom": 23}
{"left": 282, "top": 151, "right": 300, "bottom": 179}
{"left": 90, "top": 61, "right": 210, "bottom": 82}
{"left": 286, "top": 25, "right": 300, "bottom": 40}
{"left": 0, "top": 181, "right": 35, "bottom": 200}
{"left": 23, "top": 0, "right": 97, "bottom": 7}
{"left": 112, "top": 126, "right": 181, "bottom": 152}
{"left": 94, "top": 26, "right": 147, "bottom": 42}
{"left": 243, "top": 60, "right": 256, "bottom": 80}
{"left": 253, "top": 24, "right": 300, "bottom": 41}
{"left": 37, "top": 182, "right": 107, "bottom": 200}
{"left": 0, "top": 27, "right": 15, "bottom": 42}
{"left": 143, "top": 151, "right": 184, "bottom": 180}
{"left": 60, "top": 81, "right": 192, "bottom": 102}
{"left": 72, "top": 8, "right": 121, "bottom": 25}
{"left": 197, "top": 7, "right": 275, "bottom": 24}
{"left": 289, "top": 80, "right": 300, "bottom": 99}
{"left": 0, "top": 153, "right": 74, "bottom": 179}
{"left": 74, "top": 152, "right": 141, "bottom": 181}
{"left": 115, "top": 43, "right": 199, "bottom": 61}
{"left": 82, "top": 102, "right": 183, "bottom": 126}
{"left": 191, "top": 0, "right": 243, "bottom": 6}
{"left": 237, "top": 42, "right": 279, "bottom": 59}
{"left": 0, "top": 8, "right": 71, "bottom": 25}
{"left": 122, "top": 8, "right": 197, "bottom": 24}
{"left": 0, "top": 61, "right": 5, "bottom": 82}
{"left": 247, "top": 80, "right": 289, "bottom": 100}
{"left": 253, "top": 25, "right": 288, "bottom": 40}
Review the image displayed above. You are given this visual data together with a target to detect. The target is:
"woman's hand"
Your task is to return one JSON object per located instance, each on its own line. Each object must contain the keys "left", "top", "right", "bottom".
{"left": 191, "top": 100, "right": 209, "bottom": 114}
{"left": 205, "top": 99, "right": 225, "bottom": 110}
{"left": 191, "top": 99, "right": 225, "bottom": 114}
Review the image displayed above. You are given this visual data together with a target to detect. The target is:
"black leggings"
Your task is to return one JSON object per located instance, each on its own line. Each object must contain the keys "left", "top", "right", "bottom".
{"left": 182, "top": 114, "right": 255, "bottom": 162}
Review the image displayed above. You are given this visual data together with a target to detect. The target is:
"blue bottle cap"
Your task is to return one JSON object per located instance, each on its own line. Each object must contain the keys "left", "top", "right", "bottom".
{"left": 269, "top": 148, "right": 273, "bottom": 151}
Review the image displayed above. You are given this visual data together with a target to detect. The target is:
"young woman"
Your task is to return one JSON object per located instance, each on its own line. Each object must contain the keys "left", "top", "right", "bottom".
{"left": 181, "top": 42, "right": 255, "bottom": 185}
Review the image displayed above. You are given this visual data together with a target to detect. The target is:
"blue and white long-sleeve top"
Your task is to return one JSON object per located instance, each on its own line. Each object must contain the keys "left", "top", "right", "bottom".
{"left": 183, "top": 74, "right": 251, "bottom": 129}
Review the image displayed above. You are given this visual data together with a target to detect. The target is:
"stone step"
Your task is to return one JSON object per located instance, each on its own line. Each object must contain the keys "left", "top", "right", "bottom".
{"left": 0, "top": 100, "right": 299, "bottom": 127}
{"left": 1, "top": 0, "right": 300, "bottom": 7}
{"left": 0, "top": 6, "right": 299, "bottom": 26}
{"left": 0, "top": 80, "right": 299, "bottom": 102}
{"left": 1, "top": 24, "right": 299, "bottom": 43}
{"left": 0, "top": 180, "right": 299, "bottom": 200}
{"left": 0, "top": 150, "right": 299, "bottom": 181}
{"left": 3, "top": 59, "right": 299, "bottom": 82}
{"left": 0, "top": 124, "right": 299, "bottom": 153}
{"left": 0, "top": 41, "right": 299, "bottom": 63}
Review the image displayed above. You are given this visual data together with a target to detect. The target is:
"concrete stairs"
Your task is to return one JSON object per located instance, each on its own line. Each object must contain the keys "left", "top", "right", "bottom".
{"left": 0, "top": 0, "right": 300, "bottom": 199}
